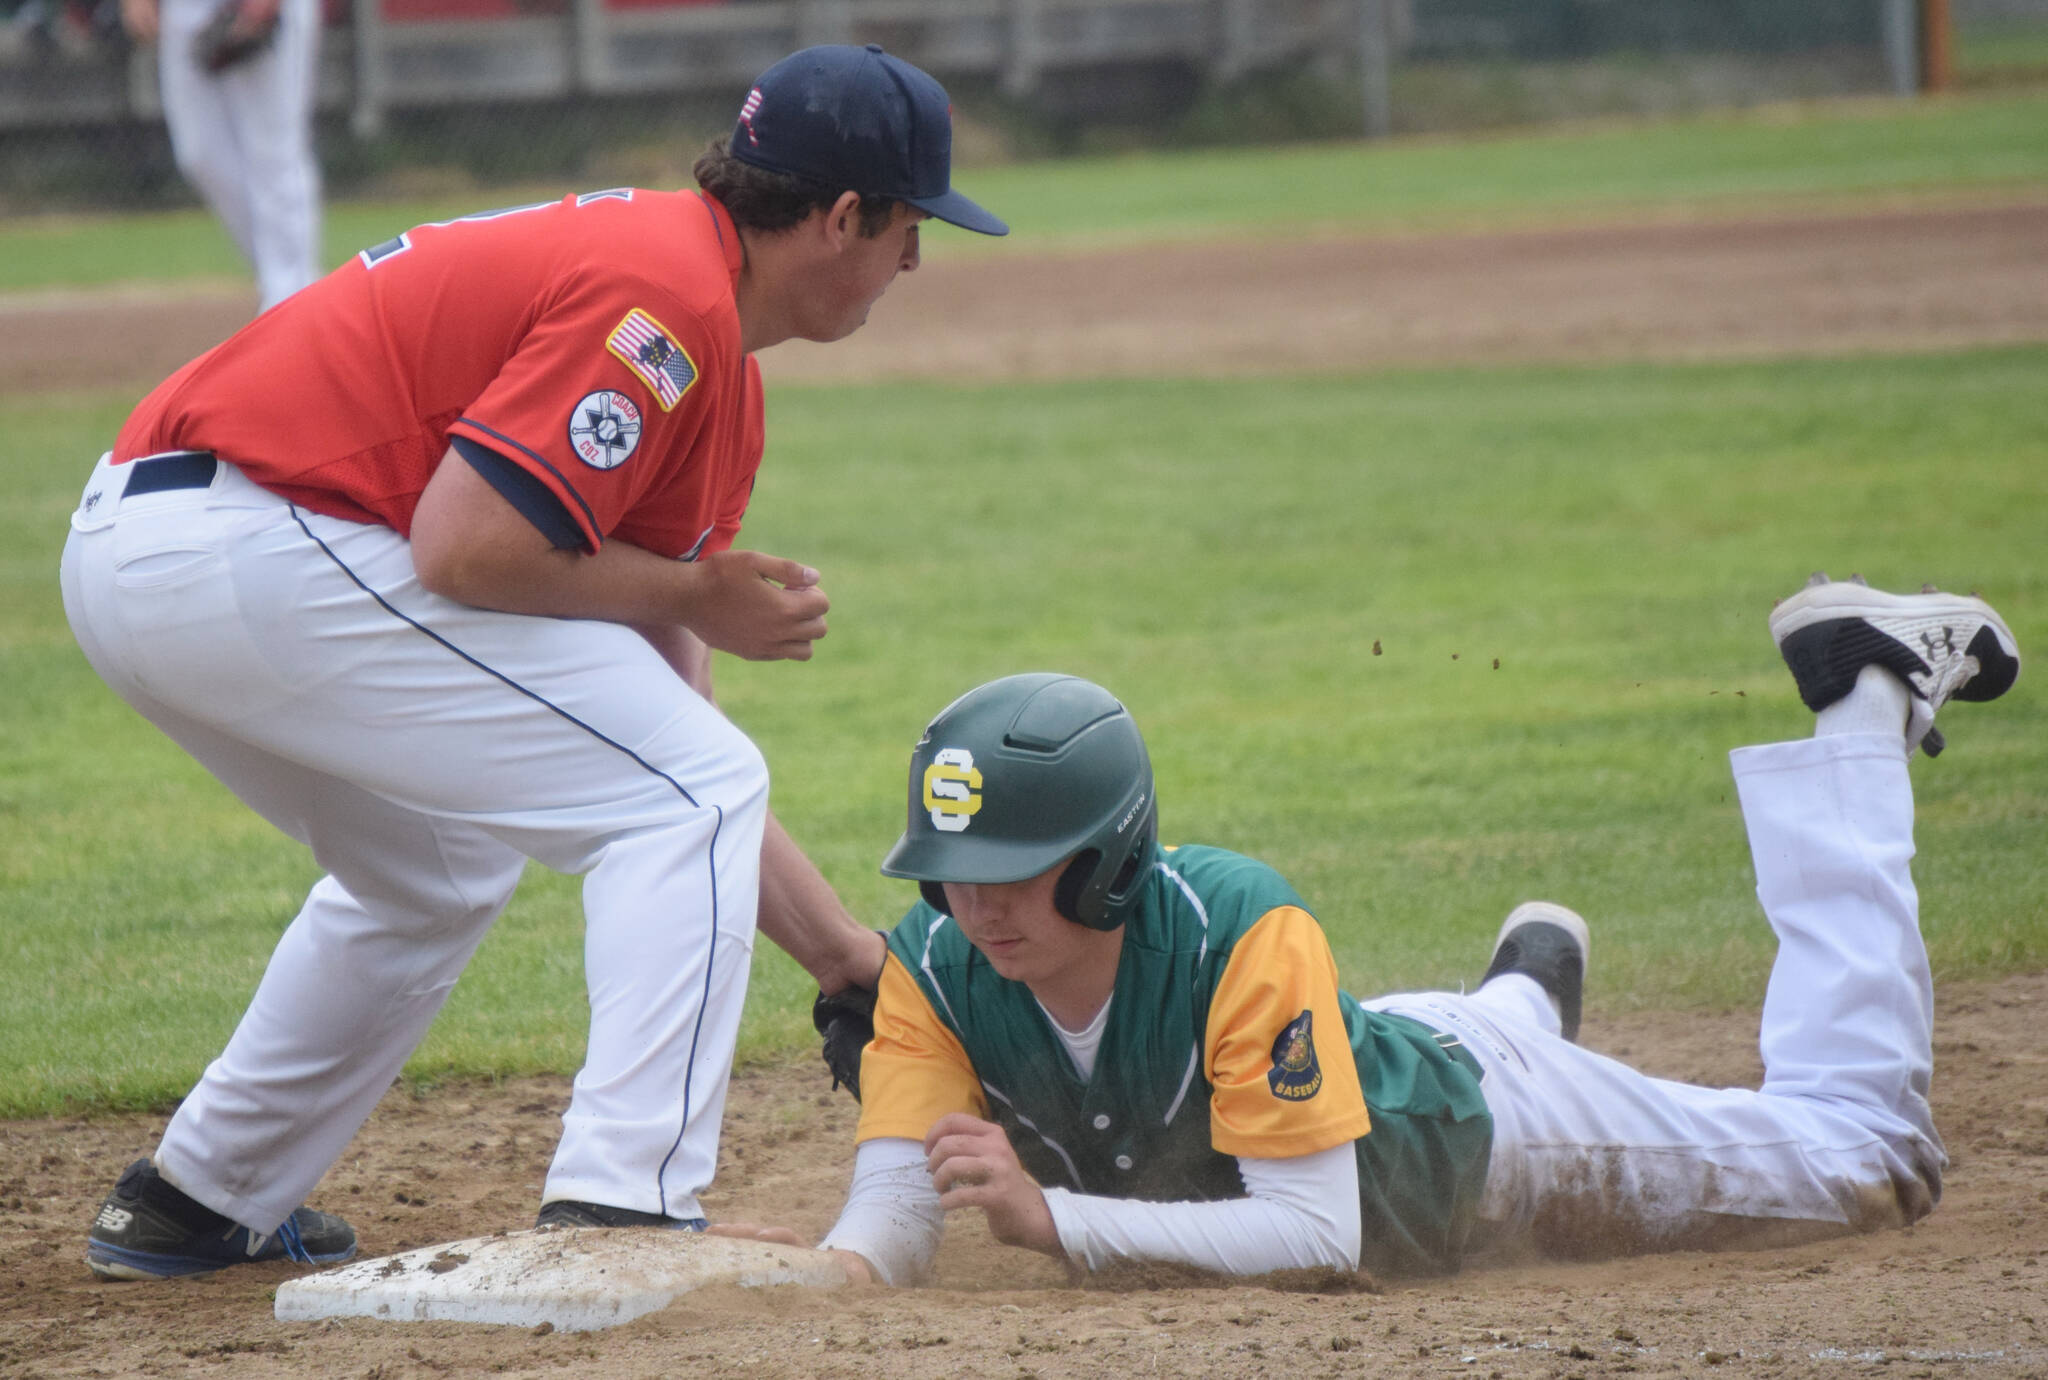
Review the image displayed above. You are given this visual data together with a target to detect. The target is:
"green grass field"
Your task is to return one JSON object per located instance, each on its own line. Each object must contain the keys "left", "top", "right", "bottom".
{"left": 2, "top": 89, "right": 2044, "bottom": 1119}
{"left": 3, "top": 349, "right": 2042, "bottom": 1118}
{"left": 1959, "top": 21, "right": 2048, "bottom": 80}
{"left": 1, "top": 87, "right": 2046, "bottom": 293}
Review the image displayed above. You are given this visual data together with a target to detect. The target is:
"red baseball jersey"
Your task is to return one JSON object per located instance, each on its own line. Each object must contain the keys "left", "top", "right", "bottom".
{"left": 114, "top": 189, "right": 764, "bottom": 561}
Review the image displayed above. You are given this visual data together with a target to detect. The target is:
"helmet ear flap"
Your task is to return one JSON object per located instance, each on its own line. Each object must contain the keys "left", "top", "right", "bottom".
{"left": 1052, "top": 850, "right": 1102, "bottom": 929}
{"left": 1106, "top": 835, "right": 1153, "bottom": 901}
{"left": 919, "top": 880, "right": 950, "bottom": 914}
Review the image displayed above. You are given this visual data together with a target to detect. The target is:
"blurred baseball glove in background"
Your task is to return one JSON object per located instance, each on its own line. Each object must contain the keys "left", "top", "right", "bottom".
{"left": 195, "top": 0, "right": 276, "bottom": 73}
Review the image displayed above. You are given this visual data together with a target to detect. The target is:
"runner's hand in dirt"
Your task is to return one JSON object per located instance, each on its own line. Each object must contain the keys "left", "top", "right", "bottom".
{"left": 705, "top": 1222, "right": 875, "bottom": 1283}
{"left": 923, "top": 1113, "right": 1059, "bottom": 1256}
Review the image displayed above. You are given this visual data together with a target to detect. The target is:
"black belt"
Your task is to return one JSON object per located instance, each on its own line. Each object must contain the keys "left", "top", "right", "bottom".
{"left": 122, "top": 451, "right": 218, "bottom": 497}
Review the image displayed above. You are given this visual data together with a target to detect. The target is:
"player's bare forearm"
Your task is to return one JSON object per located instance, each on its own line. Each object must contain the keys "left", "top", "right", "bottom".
{"left": 411, "top": 447, "right": 828, "bottom": 660}
{"left": 924, "top": 1113, "right": 1061, "bottom": 1257}
{"left": 760, "top": 814, "right": 887, "bottom": 994}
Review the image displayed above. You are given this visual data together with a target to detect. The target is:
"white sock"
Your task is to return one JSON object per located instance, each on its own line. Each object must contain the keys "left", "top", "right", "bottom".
{"left": 1815, "top": 663, "right": 1912, "bottom": 739}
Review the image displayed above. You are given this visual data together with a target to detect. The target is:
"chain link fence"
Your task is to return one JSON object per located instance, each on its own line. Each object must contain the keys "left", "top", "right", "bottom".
{"left": 1, "top": 0, "right": 2034, "bottom": 214}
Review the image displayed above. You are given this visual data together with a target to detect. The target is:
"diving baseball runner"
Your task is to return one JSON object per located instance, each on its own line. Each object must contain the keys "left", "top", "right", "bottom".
{"left": 67, "top": 44, "right": 1006, "bottom": 1281}
{"left": 828, "top": 677, "right": 1490, "bottom": 1280}
{"left": 763, "top": 577, "right": 2020, "bottom": 1284}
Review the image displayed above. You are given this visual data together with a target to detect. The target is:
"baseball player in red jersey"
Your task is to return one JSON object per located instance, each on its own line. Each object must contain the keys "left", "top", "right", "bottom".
{"left": 63, "top": 44, "right": 1006, "bottom": 1281}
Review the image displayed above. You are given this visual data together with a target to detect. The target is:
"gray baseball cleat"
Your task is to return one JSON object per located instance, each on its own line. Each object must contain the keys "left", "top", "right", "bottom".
{"left": 1479, "top": 902, "right": 1591, "bottom": 1043}
{"left": 1770, "top": 572, "right": 2020, "bottom": 757}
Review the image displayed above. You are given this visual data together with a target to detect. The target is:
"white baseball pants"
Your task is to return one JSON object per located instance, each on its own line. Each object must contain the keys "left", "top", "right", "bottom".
{"left": 158, "top": 0, "right": 322, "bottom": 309}
{"left": 1369, "top": 732, "right": 1942, "bottom": 1256}
{"left": 61, "top": 453, "right": 766, "bottom": 1232}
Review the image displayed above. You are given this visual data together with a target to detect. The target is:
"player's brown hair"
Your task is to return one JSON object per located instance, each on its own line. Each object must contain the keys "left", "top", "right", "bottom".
{"left": 693, "top": 139, "right": 899, "bottom": 237}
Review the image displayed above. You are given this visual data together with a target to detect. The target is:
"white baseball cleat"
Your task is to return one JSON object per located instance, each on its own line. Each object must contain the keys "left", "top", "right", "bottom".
{"left": 1770, "top": 572, "right": 2020, "bottom": 757}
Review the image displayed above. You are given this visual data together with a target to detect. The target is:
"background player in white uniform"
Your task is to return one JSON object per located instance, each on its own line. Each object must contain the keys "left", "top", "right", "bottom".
{"left": 733, "top": 575, "right": 2021, "bottom": 1282}
{"left": 121, "top": 0, "right": 321, "bottom": 310}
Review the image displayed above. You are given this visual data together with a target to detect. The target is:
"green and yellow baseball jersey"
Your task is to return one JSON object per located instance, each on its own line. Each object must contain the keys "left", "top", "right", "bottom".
{"left": 855, "top": 844, "right": 1494, "bottom": 1276}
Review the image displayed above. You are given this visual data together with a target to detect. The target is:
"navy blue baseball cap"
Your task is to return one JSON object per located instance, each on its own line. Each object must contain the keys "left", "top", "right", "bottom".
{"left": 732, "top": 44, "right": 1008, "bottom": 237}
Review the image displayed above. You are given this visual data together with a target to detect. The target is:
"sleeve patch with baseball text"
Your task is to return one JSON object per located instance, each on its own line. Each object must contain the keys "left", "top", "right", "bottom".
{"left": 607, "top": 308, "right": 698, "bottom": 412}
{"left": 1266, "top": 1010, "right": 1324, "bottom": 1101}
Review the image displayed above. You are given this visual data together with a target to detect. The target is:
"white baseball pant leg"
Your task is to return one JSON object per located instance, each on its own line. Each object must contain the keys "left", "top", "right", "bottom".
{"left": 157, "top": 0, "right": 322, "bottom": 309}
{"left": 1368, "top": 733, "right": 1940, "bottom": 1257}
{"left": 61, "top": 454, "right": 763, "bottom": 1232}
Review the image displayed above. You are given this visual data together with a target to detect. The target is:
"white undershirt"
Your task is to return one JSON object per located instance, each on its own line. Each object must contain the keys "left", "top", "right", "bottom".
{"left": 1047, "top": 1142, "right": 1363, "bottom": 1275}
{"left": 1038, "top": 994, "right": 1112, "bottom": 1080}
{"left": 818, "top": 1135, "right": 1363, "bottom": 1284}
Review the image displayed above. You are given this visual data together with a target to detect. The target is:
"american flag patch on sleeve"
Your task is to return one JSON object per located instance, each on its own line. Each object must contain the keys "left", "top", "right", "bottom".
{"left": 606, "top": 309, "right": 698, "bottom": 412}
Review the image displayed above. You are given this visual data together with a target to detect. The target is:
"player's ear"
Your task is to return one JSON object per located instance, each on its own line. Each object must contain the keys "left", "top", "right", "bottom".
{"left": 822, "top": 191, "right": 863, "bottom": 250}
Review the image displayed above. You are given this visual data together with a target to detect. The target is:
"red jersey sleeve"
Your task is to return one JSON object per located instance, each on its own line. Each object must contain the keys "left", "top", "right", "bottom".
{"left": 608, "top": 352, "right": 763, "bottom": 561}
{"left": 445, "top": 268, "right": 745, "bottom": 558}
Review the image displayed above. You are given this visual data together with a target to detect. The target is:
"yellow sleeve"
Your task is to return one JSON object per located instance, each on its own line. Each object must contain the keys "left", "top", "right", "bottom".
{"left": 852, "top": 950, "right": 989, "bottom": 1144}
{"left": 1205, "top": 906, "right": 1371, "bottom": 1159}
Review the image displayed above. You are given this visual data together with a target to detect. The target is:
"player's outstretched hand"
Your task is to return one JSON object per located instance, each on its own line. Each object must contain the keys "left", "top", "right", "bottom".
{"left": 923, "top": 1113, "right": 1059, "bottom": 1256}
{"left": 682, "top": 549, "right": 829, "bottom": 661}
{"left": 705, "top": 1223, "right": 875, "bottom": 1284}
{"left": 706, "top": 1221, "right": 807, "bottom": 1247}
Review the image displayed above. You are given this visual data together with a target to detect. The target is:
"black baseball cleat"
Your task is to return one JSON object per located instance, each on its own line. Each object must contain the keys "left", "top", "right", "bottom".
{"left": 86, "top": 1158, "right": 356, "bottom": 1281}
{"left": 534, "top": 1200, "right": 708, "bottom": 1230}
{"left": 1770, "top": 573, "right": 2020, "bottom": 757}
{"left": 1479, "top": 902, "right": 1591, "bottom": 1043}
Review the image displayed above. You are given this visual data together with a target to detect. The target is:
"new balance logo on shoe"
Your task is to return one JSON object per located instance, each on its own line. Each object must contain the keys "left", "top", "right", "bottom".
{"left": 84, "top": 1158, "right": 356, "bottom": 1280}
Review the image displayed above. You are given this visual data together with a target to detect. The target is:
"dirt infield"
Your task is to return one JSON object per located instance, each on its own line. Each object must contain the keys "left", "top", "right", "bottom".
{"left": 3, "top": 973, "right": 2044, "bottom": 1378}
{"left": 3, "top": 199, "right": 2046, "bottom": 398}
{"left": 5, "top": 198, "right": 2046, "bottom": 1377}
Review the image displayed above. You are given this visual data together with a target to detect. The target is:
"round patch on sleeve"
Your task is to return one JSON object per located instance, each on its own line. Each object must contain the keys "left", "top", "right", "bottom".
{"left": 1266, "top": 1009, "right": 1324, "bottom": 1101}
{"left": 567, "top": 389, "right": 644, "bottom": 470}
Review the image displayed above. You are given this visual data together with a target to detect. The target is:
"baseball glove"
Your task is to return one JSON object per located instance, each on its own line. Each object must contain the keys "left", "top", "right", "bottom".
{"left": 194, "top": 0, "right": 277, "bottom": 74}
{"left": 813, "top": 983, "right": 877, "bottom": 1102}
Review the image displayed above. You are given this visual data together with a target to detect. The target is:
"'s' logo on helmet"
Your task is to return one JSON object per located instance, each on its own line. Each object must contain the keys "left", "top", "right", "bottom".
{"left": 923, "top": 748, "right": 982, "bottom": 833}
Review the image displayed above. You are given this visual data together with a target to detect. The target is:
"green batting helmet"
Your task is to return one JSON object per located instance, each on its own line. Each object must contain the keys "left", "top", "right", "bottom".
{"left": 880, "top": 673, "right": 1158, "bottom": 932}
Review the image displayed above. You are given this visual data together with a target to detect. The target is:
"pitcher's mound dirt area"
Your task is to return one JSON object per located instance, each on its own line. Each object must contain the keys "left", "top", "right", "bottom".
{"left": 2, "top": 972, "right": 2044, "bottom": 1379}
